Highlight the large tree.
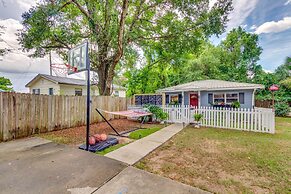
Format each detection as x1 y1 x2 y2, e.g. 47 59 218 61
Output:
19 0 232 95
220 26 262 81
275 57 291 80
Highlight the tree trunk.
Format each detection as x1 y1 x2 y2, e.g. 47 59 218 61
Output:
96 63 114 96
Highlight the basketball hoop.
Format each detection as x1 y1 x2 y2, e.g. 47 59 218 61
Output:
50 63 78 77
65 64 78 73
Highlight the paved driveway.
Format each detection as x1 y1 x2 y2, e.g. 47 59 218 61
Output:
0 137 126 194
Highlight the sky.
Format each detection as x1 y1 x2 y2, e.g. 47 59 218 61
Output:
0 0 291 92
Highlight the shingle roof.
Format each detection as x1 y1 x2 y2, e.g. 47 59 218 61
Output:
158 79 264 92
25 74 126 90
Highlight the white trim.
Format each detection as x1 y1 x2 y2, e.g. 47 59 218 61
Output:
182 91 184 106
198 91 201 107
252 89 256 108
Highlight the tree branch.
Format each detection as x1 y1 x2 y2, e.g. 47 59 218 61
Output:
70 0 99 33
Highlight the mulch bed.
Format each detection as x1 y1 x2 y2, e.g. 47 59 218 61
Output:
38 119 160 145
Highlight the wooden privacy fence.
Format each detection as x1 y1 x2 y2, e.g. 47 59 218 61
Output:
163 105 275 134
0 92 130 141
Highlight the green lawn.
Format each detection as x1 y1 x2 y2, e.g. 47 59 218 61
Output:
129 127 161 139
136 117 291 193
96 143 129 155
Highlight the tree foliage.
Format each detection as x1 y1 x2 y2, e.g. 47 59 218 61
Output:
0 77 13 91
124 27 264 95
19 0 232 95
220 26 262 81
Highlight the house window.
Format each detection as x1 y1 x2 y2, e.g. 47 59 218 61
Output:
226 93 239 104
213 92 239 105
170 94 179 103
32 89 40 95
213 93 225 105
75 88 82 96
49 88 53 95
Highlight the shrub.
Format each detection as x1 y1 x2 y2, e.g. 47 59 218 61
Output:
275 102 290 117
194 113 203 122
144 104 168 121
231 101 241 108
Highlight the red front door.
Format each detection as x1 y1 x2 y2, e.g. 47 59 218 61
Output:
190 94 198 107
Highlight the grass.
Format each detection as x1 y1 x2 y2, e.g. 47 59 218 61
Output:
96 143 129 155
129 127 161 139
136 117 291 193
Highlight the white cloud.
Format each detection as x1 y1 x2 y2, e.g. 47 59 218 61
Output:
227 0 259 30
209 0 217 9
284 0 291 5
263 69 273 73
250 25 257 30
0 18 50 74
255 17 291 34
16 0 37 11
0 0 37 20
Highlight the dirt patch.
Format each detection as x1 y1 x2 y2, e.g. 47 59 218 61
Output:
38 119 161 145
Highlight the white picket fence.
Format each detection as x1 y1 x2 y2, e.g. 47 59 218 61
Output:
163 105 275 134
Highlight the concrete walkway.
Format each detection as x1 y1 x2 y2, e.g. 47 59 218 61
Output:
94 166 208 194
105 123 185 165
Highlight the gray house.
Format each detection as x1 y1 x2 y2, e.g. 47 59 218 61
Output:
158 80 264 109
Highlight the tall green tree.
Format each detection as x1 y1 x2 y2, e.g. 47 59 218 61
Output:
275 57 291 80
19 0 232 95
0 77 13 91
220 26 262 81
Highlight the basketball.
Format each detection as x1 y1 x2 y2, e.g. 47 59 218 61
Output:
100 134 107 141
93 134 101 142
89 136 96 145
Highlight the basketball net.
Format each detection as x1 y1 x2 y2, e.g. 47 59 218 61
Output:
50 64 77 77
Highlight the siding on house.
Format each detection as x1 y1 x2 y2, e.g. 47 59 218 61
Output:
200 89 254 108
165 89 254 109
29 78 60 95
116 90 126 98
28 77 126 97
59 84 99 96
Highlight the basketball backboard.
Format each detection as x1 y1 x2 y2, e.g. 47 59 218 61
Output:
67 41 89 74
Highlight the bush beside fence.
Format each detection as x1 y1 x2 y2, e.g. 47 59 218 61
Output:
0 92 130 142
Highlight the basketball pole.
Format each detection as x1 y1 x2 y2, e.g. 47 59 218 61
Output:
85 41 90 151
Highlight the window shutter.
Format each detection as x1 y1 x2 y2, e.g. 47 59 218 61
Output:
166 95 169 104
208 93 213 104
178 94 182 104
239 93 245 104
